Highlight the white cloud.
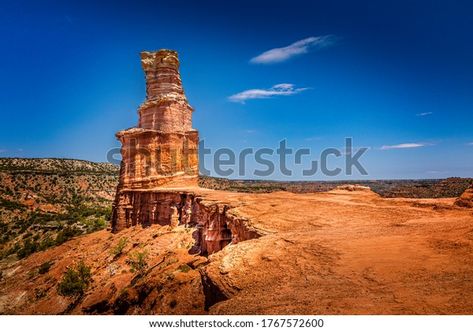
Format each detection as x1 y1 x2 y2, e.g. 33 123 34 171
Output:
380 143 427 150
416 112 433 117
228 83 309 103
250 35 335 64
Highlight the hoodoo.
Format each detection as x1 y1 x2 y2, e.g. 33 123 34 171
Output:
111 50 199 232
110 50 259 255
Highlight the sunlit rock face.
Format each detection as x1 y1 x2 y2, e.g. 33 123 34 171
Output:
112 50 199 232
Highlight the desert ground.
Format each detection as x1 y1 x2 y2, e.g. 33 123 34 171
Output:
1 185 472 314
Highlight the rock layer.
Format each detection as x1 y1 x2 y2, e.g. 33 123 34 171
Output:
112 190 261 254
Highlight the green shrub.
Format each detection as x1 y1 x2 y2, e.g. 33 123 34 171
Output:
57 261 91 297
38 261 53 274
17 238 39 259
55 226 81 245
177 264 191 273
39 235 55 251
0 197 25 211
92 217 106 231
126 250 148 275
111 237 128 258
7 242 21 256
34 288 47 299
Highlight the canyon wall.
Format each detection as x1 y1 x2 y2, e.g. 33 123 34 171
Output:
113 190 260 254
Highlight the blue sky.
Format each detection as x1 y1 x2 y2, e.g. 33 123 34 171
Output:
1 0 472 179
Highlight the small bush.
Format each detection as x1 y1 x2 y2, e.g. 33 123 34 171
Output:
111 237 128 258
39 236 55 251
177 264 191 273
55 226 81 245
0 197 25 211
7 242 21 256
27 269 37 279
17 238 39 259
57 261 92 297
38 261 53 274
126 250 148 275
34 288 47 299
90 217 106 231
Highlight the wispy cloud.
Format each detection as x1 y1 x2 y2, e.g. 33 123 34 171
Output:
228 83 309 103
416 112 433 117
380 143 427 150
250 35 335 64
467 142 473 146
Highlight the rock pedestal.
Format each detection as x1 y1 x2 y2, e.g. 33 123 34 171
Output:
111 50 199 232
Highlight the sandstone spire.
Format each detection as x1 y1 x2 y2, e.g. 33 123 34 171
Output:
111 50 199 232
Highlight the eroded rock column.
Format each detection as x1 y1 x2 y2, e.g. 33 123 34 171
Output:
111 50 199 232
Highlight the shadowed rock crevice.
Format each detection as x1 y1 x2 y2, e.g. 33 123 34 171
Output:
200 270 229 310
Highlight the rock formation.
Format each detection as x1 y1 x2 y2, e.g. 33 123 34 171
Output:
112 190 260 254
110 50 262 256
334 184 372 192
455 184 473 208
111 50 199 232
